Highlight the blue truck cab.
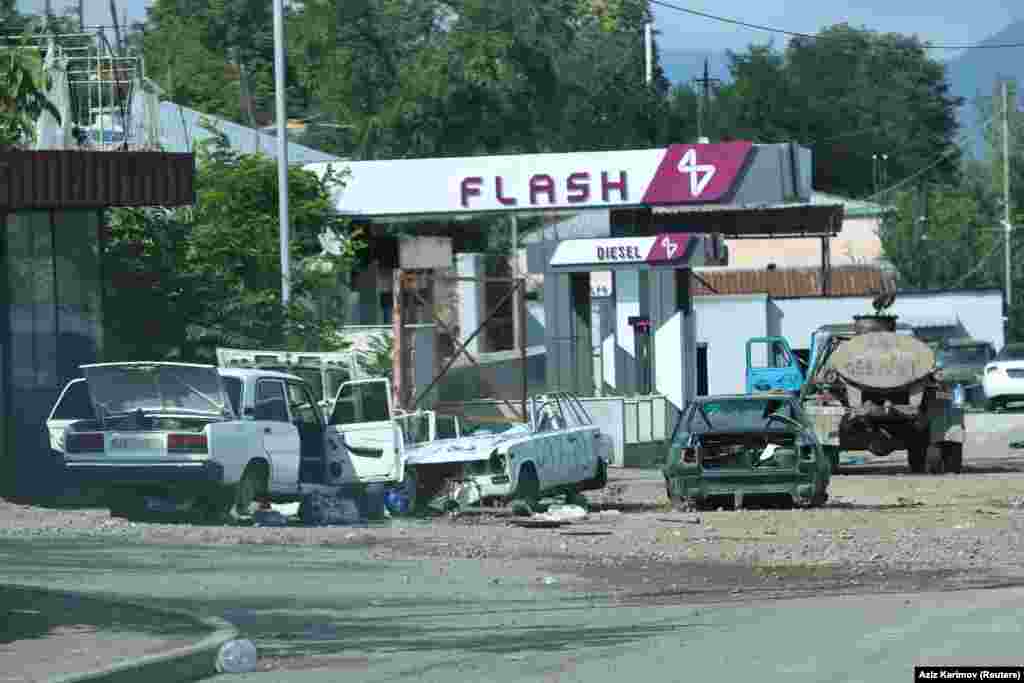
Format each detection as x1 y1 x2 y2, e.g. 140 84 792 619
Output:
745 337 804 394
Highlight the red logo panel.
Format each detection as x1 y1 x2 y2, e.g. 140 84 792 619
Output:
645 233 697 263
641 141 754 205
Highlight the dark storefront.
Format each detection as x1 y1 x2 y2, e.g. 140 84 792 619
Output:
1 151 194 500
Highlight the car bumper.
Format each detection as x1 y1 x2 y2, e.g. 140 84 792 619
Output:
60 459 225 487
982 375 1024 399
665 466 825 503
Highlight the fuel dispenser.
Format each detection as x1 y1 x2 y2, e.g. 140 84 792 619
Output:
628 315 653 395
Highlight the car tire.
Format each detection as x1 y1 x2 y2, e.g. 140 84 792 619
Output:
925 445 946 475
824 446 842 474
511 464 540 514
942 443 963 474
108 491 144 520
907 444 927 474
230 464 267 521
583 458 608 491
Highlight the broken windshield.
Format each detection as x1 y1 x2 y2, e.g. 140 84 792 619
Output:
82 364 231 418
677 398 799 438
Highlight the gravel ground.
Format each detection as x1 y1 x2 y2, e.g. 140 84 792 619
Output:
3 454 1024 604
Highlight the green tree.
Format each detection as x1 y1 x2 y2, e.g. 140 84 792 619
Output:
0 37 60 149
718 25 963 198
879 184 1001 291
104 128 365 362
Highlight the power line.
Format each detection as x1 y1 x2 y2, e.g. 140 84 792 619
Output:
649 1 1024 50
857 114 995 203
950 240 1003 289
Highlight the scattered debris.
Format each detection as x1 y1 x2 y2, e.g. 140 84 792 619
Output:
657 515 701 525
299 492 364 526
252 510 288 527
896 497 923 508
1009 497 1024 509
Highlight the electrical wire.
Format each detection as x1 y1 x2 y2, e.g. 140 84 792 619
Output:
949 239 1005 289
856 113 995 203
649 1 1024 50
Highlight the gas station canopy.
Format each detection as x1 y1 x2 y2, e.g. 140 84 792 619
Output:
304 141 842 239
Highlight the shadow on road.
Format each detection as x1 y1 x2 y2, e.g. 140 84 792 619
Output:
0 584 203 645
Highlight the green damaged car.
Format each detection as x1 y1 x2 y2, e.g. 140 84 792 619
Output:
663 394 831 510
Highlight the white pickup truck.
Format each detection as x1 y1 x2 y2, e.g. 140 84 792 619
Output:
57 361 415 520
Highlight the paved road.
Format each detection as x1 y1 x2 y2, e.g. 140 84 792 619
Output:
1 536 1021 683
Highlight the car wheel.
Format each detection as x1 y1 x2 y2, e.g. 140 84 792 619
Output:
824 446 841 474
511 464 540 514
230 464 267 521
925 445 945 475
907 444 927 474
988 397 1003 412
942 443 963 474
108 491 144 520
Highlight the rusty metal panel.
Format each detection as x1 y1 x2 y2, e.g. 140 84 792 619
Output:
0 151 195 209
694 266 889 299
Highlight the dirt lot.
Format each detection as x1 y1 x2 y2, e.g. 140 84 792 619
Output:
2 452 1023 604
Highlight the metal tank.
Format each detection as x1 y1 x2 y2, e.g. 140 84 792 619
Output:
801 313 965 475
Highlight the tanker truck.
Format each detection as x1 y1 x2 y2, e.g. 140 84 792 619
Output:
800 313 965 475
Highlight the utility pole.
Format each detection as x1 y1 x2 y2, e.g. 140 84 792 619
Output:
643 22 653 86
77 0 84 31
273 0 291 306
692 58 721 143
1002 80 1013 338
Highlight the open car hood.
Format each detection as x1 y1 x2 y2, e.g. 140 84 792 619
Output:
404 425 531 465
81 362 233 420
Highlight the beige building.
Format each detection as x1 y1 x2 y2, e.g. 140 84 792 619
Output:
724 192 892 269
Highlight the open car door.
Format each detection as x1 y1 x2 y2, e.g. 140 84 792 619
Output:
325 378 401 485
746 337 804 394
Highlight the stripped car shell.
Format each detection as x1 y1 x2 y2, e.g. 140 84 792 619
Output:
399 393 611 513
664 393 831 510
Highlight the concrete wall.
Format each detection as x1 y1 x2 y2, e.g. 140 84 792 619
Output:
693 294 770 395
726 216 885 269
775 290 1005 353
4 209 104 499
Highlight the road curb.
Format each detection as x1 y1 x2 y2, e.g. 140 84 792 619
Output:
3 583 239 683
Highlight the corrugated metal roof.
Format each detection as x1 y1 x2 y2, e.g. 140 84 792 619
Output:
0 151 195 209
693 265 894 298
158 102 344 165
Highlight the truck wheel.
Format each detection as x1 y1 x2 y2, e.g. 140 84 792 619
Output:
925 446 945 475
942 443 963 474
907 445 927 474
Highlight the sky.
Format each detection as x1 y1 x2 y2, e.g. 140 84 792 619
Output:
14 0 1022 57
651 1 1022 61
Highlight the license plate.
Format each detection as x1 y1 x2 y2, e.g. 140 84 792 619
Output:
110 436 163 450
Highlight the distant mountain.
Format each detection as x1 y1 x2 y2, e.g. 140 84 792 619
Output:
659 49 731 86
944 20 1024 159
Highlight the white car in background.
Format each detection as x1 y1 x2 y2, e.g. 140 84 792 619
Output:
982 343 1024 410
398 392 612 514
